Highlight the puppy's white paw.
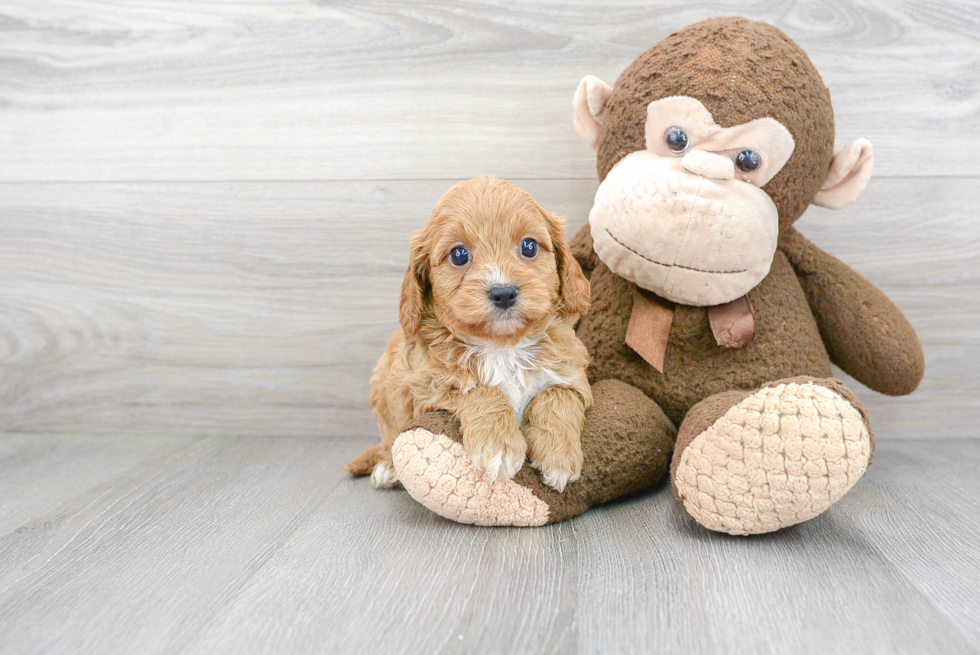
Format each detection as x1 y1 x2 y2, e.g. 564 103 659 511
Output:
462 413 527 481
471 446 526 481
370 460 400 489
537 464 581 493
525 426 584 492
466 428 526 482
498 450 526 479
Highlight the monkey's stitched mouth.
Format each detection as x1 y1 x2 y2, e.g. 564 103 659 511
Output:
605 229 747 275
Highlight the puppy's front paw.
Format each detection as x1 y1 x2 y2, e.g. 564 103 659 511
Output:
525 426 584 492
463 416 527 481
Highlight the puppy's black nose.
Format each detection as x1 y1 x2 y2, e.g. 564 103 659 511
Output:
488 284 519 310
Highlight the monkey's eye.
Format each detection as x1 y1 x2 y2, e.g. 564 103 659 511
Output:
664 127 689 153
735 150 761 172
520 238 538 259
449 245 470 267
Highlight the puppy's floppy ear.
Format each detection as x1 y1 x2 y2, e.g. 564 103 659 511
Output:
539 205 590 318
399 228 429 338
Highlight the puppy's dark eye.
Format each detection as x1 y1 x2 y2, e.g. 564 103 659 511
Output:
665 127 689 153
449 245 470 267
520 238 538 258
735 150 761 172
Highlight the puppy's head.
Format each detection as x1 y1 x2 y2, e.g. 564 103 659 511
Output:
400 176 590 342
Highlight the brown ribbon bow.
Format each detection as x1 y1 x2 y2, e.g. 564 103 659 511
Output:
625 288 755 373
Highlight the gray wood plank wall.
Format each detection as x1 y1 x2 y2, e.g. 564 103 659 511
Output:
1 1 977 438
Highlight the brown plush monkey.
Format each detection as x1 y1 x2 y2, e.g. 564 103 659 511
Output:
387 17 924 535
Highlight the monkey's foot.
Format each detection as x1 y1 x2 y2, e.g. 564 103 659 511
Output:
391 380 676 527
391 419 549 527
671 377 873 535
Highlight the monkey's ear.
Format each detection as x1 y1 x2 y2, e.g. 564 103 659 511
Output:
572 75 614 150
399 229 429 338
813 139 874 210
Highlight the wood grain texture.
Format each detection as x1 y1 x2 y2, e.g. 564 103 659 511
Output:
0 435 978 654
0 0 978 181
1 178 976 438
840 440 980 648
0 435 365 654
0 433 193 534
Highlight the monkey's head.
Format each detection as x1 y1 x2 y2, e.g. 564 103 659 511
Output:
573 17 874 306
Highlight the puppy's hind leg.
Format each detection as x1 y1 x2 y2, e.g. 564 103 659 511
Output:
344 444 385 476
368 399 406 489
345 443 400 489
361 338 405 489
369 447 400 489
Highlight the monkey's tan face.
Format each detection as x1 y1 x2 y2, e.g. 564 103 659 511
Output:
588 96 795 306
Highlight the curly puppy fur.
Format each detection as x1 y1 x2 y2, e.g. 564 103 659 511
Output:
346 176 593 492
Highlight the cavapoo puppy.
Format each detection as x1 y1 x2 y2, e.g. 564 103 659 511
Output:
346 176 592 492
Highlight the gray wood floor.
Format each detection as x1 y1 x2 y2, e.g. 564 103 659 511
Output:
1 435 978 655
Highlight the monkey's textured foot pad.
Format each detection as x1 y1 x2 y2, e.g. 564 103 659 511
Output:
391 428 549 527
673 381 872 535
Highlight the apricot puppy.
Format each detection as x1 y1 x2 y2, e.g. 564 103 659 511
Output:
345 176 593 492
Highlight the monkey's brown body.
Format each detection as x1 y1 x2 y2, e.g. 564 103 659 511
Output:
577 249 830 426
383 17 924 534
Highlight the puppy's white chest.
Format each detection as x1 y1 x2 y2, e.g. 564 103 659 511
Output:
469 341 567 423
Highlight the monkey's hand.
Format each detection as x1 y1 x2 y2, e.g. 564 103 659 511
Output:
780 227 924 396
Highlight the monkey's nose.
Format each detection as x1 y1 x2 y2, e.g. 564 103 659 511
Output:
682 149 735 180
488 284 519 310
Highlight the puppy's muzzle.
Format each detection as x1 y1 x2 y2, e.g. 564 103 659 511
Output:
488 284 519 310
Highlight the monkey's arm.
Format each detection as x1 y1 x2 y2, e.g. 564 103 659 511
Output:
779 227 924 396
569 223 600 280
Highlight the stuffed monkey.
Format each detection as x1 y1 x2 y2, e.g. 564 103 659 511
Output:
388 17 924 535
